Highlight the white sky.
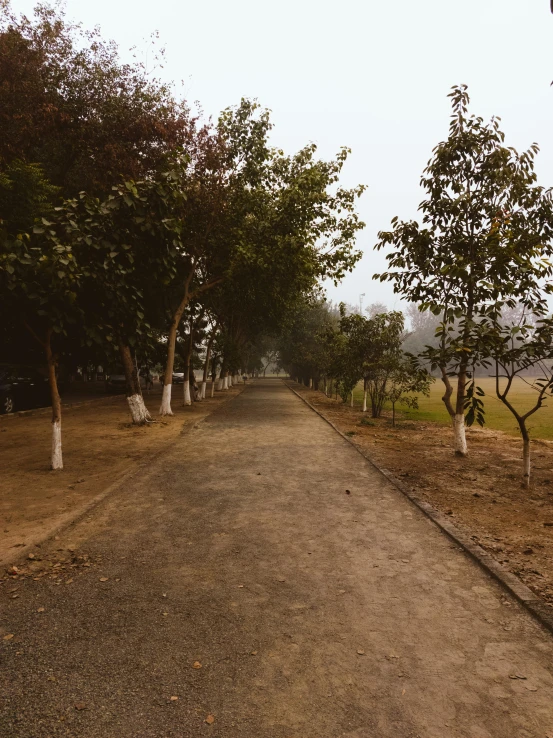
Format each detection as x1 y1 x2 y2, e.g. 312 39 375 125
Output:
13 0 553 312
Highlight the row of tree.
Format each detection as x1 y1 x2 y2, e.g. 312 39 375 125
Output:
280 87 553 488
0 3 365 468
278 299 431 425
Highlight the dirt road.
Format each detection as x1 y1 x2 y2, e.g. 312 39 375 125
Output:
2 379 553 737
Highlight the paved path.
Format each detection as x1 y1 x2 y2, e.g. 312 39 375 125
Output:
2 380 553 738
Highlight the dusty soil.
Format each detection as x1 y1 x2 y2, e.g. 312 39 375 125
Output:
289 381 553 611
0 383 243 565
2 379 553 738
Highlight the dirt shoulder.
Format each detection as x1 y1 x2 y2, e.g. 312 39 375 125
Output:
288 381 553 611
0 383 244 566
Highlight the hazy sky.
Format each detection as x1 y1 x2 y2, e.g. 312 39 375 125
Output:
13 0 553 312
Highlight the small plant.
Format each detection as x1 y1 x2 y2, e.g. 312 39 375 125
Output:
345 430 357 436
358 418 375 427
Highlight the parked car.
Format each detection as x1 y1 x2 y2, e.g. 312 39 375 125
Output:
105 369 146 393
105 373 127 393
0 364 51 414
172 372 185 384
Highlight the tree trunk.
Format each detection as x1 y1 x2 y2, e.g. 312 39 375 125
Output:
440 366 466 455
454 364 468 457
160 271 196 417
45 328 63 470
522 427 531 488
350 391 354 407
182 327 194 407
440 366 455 418
160 316 179 416
392 402 396 428
202 334 215 400
453 414 467 457
363 390 367 413
119 341 151 425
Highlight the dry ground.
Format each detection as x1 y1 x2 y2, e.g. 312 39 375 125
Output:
0 383 243 566
290 381 553 611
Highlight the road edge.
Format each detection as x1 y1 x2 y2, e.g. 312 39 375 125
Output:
284 380 553 637
2 385 246 570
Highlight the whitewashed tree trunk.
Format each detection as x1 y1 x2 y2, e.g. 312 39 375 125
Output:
160 383 173 415
127 394 151 424
217 375 224 391
523 438 531 487
45 327 63 470
228 375 233 388
323 380 327 396
211 379 216 397
183 379 191 406
223 375 229 390
454 414 467 456
351 392 354 407
201 381 207 399
363 390 367 413
51 419 63 470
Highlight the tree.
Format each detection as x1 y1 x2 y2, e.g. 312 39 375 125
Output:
477 312 553 487
46 166 190 424
385 357 432 427
375 85 553 455
357 311 405 418
0 2 190 196
0 221 80 469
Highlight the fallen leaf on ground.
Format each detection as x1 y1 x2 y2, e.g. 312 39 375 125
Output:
99 577 108 582
357 649 365 655
3 634 14 641
250 651 258 655
65 578 73 584
170 696 178 701
37 607 45 613
74 702 87 711
238 584 244 588
525 685 538 692
509 674 527 680
205 714 215 724
193 661 202 669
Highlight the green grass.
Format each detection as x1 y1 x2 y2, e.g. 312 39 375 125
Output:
351 377 553 441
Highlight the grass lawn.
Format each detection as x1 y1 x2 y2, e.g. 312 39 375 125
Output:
351 376 553 441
